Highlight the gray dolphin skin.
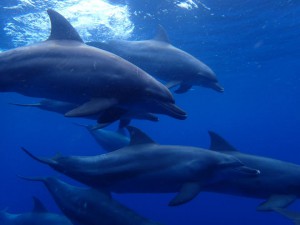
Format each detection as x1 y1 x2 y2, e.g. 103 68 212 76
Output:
74 123 130 152
10 99 159 128
21 177 162 225
0 197 73 225
9 99 78 115
205 131 300 214
0 9 187 126
87 25 224 94
21 126 259 206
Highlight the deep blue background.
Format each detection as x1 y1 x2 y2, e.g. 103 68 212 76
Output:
1 0 300 224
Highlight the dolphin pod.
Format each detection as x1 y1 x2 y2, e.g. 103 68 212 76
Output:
49 125 300 223
87 25 224 94
21 126 260 207
1 7 295 225
0 9 186 127
0 196 73 225
20 176 162 225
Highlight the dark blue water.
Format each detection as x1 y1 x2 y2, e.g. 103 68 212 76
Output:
1 0 300 224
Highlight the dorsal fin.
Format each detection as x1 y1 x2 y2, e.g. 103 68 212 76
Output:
47 9 83 42
153 25 170 43
32 196 48 213
208 131 238 152
126 126 156 145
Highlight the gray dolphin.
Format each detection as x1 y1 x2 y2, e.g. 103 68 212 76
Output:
0 196 73 225
87 25 224 94
0 10 186 126
73 123 130 152
205 131 300 214
21 126 259 206
9 99 78 115
10 99 159 128
20 177 162 225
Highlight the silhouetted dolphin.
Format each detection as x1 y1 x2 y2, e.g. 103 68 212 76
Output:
21 126 259 206
0 10 186 126
0 196 73 225
206 131 300 212
20 177 162 225
88 25 224 94
10 99 159 128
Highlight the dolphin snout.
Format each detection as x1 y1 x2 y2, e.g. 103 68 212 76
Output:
212 82 224 92
161 102 187 120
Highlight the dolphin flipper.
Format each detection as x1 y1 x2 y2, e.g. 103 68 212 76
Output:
165 81 192 94
168 182 201 206
273 208 300 225
174 83 192 94
65 98 118 117
165 80 181 89
257 195 297 211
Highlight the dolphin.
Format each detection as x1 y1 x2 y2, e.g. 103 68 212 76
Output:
20 176 162 225
21 126 260 206
73 123 130 152
204 131 300 213
9 99 78 115
0 10 186 126
10 99 159 128
0 196 73 225
87 25 224 94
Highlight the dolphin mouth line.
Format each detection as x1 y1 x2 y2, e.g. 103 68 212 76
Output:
158 101 187 120
213 83 224 92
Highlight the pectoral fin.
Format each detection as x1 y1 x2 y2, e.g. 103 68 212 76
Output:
175 83 192 94
257 195 297 211
169 182 202 206
165 80 181 89
65 98 118 117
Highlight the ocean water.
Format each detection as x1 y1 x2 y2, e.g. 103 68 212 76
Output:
0 0 300 224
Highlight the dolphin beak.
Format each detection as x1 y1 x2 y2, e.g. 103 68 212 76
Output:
160 102 187 120
235 166 260 177
212 82 224 92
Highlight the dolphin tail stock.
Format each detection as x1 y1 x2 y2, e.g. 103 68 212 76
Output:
168 182 202 206
20 147 57 166
273 208 300 225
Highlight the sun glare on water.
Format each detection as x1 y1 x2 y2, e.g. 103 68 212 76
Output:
3 0 134 47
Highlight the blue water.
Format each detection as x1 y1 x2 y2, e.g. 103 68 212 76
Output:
1 0 300 224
